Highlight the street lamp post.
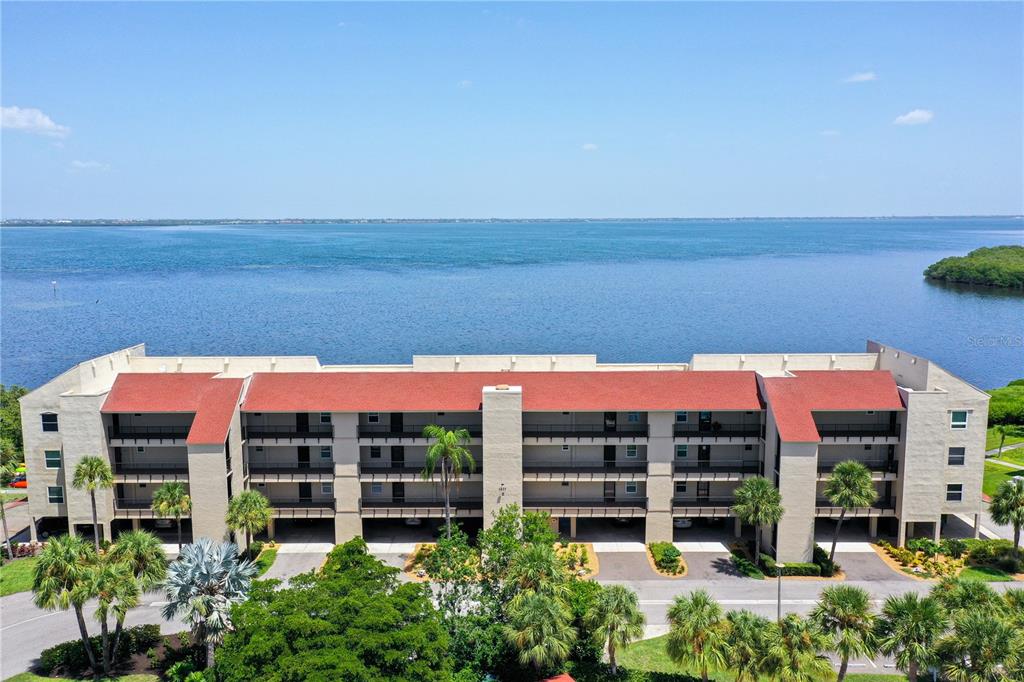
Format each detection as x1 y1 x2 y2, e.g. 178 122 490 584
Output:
776 562 785 622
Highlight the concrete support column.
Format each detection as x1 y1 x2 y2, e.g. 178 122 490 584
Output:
29 516 38 543
974 513 981 539
482 385 523 525
267 518 275 540
332 412 362 544
187 444 231 541
570 517 577 539
734 517 742 538
132 518 141 531
775 442 818 563
868 517 878 538
932 520 941 543
645 412 675 544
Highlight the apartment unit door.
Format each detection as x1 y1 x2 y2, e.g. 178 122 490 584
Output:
298 482 312 502
698 445 711 469
296 412 309 434
391 412 404 435
393 482 405 503
604 412 617 433
697 481 710 501
604 445 616 469
297 446 310 469
392 446 405 470
604 481 616 503
698 411 713 432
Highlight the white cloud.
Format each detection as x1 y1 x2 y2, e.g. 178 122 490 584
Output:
69 160 109 172
581 142 598 152
893 109 934 125
337 21 347 27
457 79 473 89
819 129 841 137
1 106 70 138
844 71 877 83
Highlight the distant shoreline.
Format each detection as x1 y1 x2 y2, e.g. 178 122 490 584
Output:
2 215 1021 227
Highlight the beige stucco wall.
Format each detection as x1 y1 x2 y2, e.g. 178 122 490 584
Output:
331 412 362 542
186 443 230 541
646 412 675 543
692 353 878 372
482 385 523 523
775 441 818 562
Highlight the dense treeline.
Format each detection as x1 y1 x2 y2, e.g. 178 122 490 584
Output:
923 245 1024 289
989 379 1024 426
1 384 28 467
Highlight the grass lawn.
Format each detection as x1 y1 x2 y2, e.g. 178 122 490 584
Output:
0 557 39 596
986 426 1024 452
1 490 28 504
983 461 1024 497
4 675 158 682
254 547 278 577
960 565 1014 582
999 448 1024 467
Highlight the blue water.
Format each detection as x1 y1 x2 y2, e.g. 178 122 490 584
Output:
2 218 1021 389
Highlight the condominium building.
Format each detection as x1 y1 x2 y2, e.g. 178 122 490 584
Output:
19 341 988 562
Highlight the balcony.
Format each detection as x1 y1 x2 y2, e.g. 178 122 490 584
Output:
817 459 898 479
360 497 483 518
672 425 761 442
113 497 165 518
671 496 736 516
107 425 190 445
815 497 896 518
357 425 482 442
523 497 647 517
358 462 483 481
522 423 649 442
113 461 189 483
522 460 647 481
245 424 334 443
816 423 900 444
267 498 336 518
673 460 760 480
248 460 334 482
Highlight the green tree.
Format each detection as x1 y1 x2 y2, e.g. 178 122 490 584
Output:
811 585 876 682
586 584 645 674
91 557 138 674
506 542 567 596
0 385 29 463
504 590 576 674
666 589 728 682
875 593 947 682
931 576 1005 617
72 456 114 550
420 424 475 538
162 538 256 668
151 481 192 549
106 530 167 655
989 477 1024 549
992 423 1023 457
225 489 272 551
823 461 879 561
0 461 14 559
937 611 1019 682
761 614 834 682
731 476 784 561
477 504 558 604
423 523 479 625
724 610 771 682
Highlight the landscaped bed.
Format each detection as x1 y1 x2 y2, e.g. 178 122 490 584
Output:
876 537 1023 581
646 542 687 577
406 540 600 580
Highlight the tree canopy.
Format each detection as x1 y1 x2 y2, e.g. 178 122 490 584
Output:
924 245 1024 290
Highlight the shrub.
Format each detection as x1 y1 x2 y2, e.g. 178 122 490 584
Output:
939 538 967 559
907 538 940 557
965 538 1022 569
730 551 765 579
760 554 821 577
648 542 683 574
38 623 161 675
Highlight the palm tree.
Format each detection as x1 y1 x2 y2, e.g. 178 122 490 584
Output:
724 610 771 682
225 490 272 552
504 590 576 673
421 424 475 538
106 530 167 657
811 585 876 682
938 611 1018 682
32 534 101 678
162 538 257 668
992 423 1022 458
989 477 1024 549
731 476 784 561
72 456 114 550
823 461 879 561
587 585 646 674
506 542 566 595
666 589 728 682
0 461 14 559
761 614 834 682
91 558 138 675
875 592 947 682
151 481 192 549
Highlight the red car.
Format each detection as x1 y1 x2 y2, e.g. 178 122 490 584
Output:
10 475 27 489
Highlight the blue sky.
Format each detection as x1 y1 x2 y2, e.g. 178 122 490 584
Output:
2 2 1021 219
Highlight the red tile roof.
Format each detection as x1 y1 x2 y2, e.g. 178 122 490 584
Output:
541 675 575 682
762 370 905 443
101 373 243 445
242 371 764 413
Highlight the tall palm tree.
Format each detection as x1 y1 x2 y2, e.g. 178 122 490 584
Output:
932 575 1005 617
506 542 566 595
938 611 1018 682
989 477 1024 549
0 461 14 559
72 456 114 550
586 584 646 674
504 590 576 673
421 424 475 538
91 558 138 675
225 489 272 551
724 610 771 682
162 538 257 668
106 530 167 657
992 424 1022 458
731 476 784 561
823 461 879 561
32 534 101 678
666 589 728 682
151 481 192 549
761 614 834 682
811 585 876 682
875 593 947 682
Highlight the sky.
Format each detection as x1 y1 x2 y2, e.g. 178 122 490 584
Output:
2 2 1022 219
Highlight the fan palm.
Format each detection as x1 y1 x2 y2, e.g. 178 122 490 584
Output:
993 424 1022 458
506 542 567 595
932 576 1004 617
823 460 878 562
586 584 646 674
989 477 1024 549
666 589 728 682
106 529 168 591
504 590 576 673
761 614 834 682
91 558 138 674
72 456 114 550
875 592 947 682
811 585 876 682
731 476 784 561
0 462 14 559
725 610 771 682
162 538 256 668
421 424 475 538
225 489 272 551
151 481 192 549
938 611 1018 682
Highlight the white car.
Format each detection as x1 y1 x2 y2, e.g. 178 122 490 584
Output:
404 517 423 527
673 518 693 529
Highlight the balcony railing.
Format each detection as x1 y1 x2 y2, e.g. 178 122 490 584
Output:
248 460 334 472
671 496 735 507
245 424 334 439
674 460 760 474
359 462 482 475
522 460 648 473
114 497 159 510
361 497 483 509
817 459 898 474
522 423 649 438
672 425 761 438
108 425 191 440
816 497 895 510
358 425 482 438
524 498 648 509
267 498 336 510
114 461 189 474
816 424 900 439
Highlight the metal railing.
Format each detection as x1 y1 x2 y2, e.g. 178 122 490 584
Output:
672 425 761 438
114 497 160 510
357 425 482 438
817 459 897 474
524 498 648 508
816 423 900 438
671 496 735 507
358 462 482 475
267 498 336 510
108 425 191 440
522 460 648 473
114 461 189 474
816 497 895 510
673 460 760 474
522 423 649 437
361 497 483 509
248 460 334 472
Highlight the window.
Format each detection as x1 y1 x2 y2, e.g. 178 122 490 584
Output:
948 447 966 466
699 411 712 421
320 482 334 495
561 481 570 487
866 411 875 415
437 412 446 417
625 482 638 495
370 482 383 495
369 446 381 459
367 412 380 424
44 450 61 469
254 446 264 453
626 445 638 458
320 446 332 459
675 412 688 423
256 482 266 488
950 411 968 430
675 444 688 458
319 412 332 424
946 484 963 502
675 482 687 495
561 444 570 452
137 446 146 453
47 486 64 504
864 445 873 451
627 412 640 423
744 444 753 451
41 413 58 432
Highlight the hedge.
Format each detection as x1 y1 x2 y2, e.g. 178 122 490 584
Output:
38 623 161 675
812 545 840 577
760 553 820 577
647 542 683 574
730 551 765 579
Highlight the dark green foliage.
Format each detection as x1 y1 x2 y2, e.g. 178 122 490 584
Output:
647 542 683 573
963 538 1023 571
37 623 160 675
0 384 29 466
812 545 840 577
760 554 821 576
923 245 1024 289
566 660 706 681
729 550 765 579
988 380 1024 426
567 578 605 662
907 538 940 557
214 537 452 682
938 538 967 559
